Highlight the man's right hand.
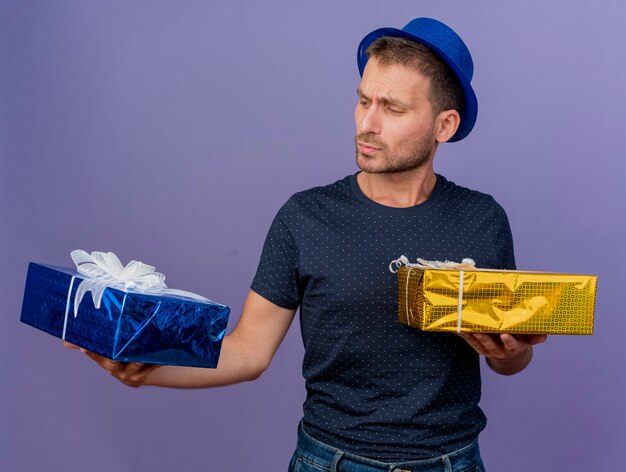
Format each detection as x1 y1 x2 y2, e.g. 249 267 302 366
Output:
84 352 161 388
63 341 160 387
63 290 297 389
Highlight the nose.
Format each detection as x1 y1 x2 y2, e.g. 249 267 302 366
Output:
356 103 381 135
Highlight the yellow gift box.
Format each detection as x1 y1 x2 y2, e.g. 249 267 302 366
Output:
395 262 597 335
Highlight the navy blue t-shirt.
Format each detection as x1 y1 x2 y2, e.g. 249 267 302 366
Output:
251 174 515 460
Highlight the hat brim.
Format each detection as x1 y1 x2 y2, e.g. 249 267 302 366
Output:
357 27 477 142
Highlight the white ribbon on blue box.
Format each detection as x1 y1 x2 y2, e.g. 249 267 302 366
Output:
20 250 230 368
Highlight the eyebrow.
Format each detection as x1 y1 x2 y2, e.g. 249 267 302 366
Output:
356 88 411 109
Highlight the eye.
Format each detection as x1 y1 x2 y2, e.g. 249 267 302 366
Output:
359 98 370 107
387 106 404 115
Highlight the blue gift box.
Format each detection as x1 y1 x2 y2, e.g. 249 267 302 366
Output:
20 262 230 368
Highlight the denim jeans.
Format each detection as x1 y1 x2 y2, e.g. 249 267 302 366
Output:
288 422 485 472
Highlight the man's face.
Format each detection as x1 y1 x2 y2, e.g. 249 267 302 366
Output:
354 57 437 174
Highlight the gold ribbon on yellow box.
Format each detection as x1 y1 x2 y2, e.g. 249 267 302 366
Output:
391 257 597 335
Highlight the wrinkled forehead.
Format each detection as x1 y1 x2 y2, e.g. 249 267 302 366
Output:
359 57 431 105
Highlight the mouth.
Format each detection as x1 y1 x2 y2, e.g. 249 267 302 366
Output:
357 142 381 154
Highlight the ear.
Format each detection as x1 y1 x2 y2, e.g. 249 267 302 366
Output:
434 109 461 143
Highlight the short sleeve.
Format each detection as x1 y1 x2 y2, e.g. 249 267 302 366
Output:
494 204 516 270
250 200 301 309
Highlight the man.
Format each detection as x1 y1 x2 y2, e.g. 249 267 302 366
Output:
73 18 546 471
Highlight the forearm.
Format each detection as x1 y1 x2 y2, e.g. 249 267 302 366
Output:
75 291 296 389
144 332 267 388
486 346 533 376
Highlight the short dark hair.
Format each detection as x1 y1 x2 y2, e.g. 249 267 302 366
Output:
366 36 464 118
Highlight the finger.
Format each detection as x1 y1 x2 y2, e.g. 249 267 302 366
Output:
121 362 155 376
474 333 506 355
526 334 547 345
81 350 149 373
82 350 113 369
62 341 80 349
116 363 161 388
500 334 519 351
78 349 159 387
457 333 490 356
511 334 547 346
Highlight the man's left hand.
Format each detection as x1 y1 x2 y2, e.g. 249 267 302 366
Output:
457 333 547 375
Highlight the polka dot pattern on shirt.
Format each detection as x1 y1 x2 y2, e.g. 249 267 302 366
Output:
251 173 515 461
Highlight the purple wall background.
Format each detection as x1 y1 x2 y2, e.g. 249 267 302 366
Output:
2 1 625 470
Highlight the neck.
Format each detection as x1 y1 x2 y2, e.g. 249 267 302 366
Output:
356 165 437 208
